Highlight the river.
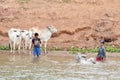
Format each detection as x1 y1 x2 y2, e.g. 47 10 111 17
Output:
0 51 120 80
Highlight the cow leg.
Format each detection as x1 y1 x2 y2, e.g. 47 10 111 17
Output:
22 41 25 51
29 43 31 50
44 41 47 54
25 42 28 50
18 42 21 54
29 42 32 50
13 42 16 53
9 40 12 52
23 41 26 53
28 42 32 54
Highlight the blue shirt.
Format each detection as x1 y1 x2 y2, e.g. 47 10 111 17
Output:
97 46 106 58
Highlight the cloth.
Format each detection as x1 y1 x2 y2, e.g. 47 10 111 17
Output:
96 46 106 61
96 57 104 61
97 46 106 58
33 47 41 57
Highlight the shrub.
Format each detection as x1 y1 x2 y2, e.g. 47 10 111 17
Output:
52 47 61 51
69 46 120 54
0 46 10 50
88 48 98 53
69 46 80 54
106 46 120 52
69 46 88 54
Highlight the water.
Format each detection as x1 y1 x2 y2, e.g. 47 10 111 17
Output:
0 51 120 80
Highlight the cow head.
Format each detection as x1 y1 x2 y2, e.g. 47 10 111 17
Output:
25 31 33 39
28 31 33 39
13 29 21 37
47 25 57 33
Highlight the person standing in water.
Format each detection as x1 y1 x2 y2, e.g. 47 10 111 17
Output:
96 42 106 62
32 33 41 58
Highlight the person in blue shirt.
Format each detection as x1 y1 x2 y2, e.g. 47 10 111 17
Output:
32 33 41 58
96 42 106 62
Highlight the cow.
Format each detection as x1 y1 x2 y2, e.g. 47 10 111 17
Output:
21 30 33 52
8 28 22 53
30 25 57 54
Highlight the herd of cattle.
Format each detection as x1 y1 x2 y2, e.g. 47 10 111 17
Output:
8 26 57 53
8 26 98 64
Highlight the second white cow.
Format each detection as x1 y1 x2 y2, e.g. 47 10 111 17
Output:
21 30 33 51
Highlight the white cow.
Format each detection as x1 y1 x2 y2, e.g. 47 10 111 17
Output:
30 25 57 54
8 28 22 53
76 53 96 64
21 30 33 51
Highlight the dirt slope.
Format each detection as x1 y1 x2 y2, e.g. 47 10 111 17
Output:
0 0 120 49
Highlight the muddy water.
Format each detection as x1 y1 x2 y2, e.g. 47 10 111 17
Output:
0 51 120 80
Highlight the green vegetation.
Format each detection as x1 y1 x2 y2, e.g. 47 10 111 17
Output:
62 0 71 3
88 48 98 53
45 47 62 51
0 46 10 50
69 46 81 54
0 45 120 53
52 47 61 51
18 0 30 3
106 46 120 52
69 46 97 54
69 46 120 54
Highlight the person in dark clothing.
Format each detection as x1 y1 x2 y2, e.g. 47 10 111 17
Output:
96 43 106 62
32 33 41 58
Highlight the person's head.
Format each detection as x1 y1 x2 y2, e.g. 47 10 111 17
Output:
100 42 104 46
34 33 39 38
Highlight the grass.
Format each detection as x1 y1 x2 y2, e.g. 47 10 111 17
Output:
69 46 97 54
45 47 62 51
106 46 120 52
69 46 120 54
52 47 61 51
18 0 31 3
0 45 120 53
0 46 10 50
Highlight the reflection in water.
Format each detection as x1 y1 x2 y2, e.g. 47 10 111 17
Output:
0 51 120 80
